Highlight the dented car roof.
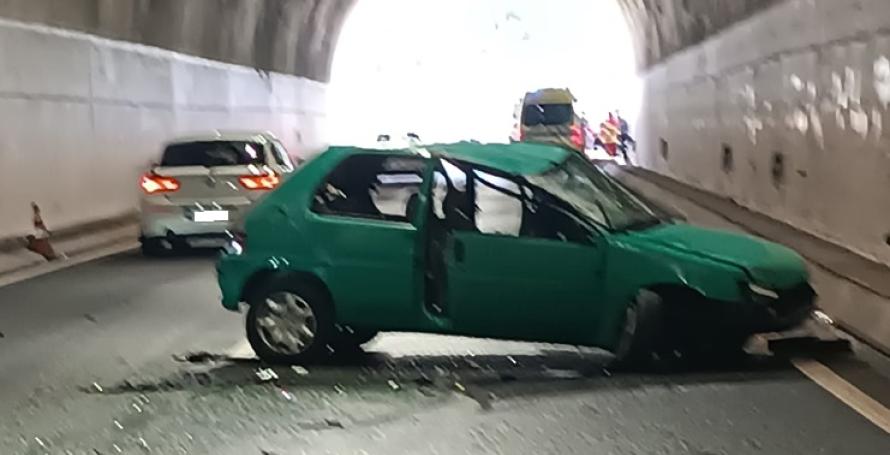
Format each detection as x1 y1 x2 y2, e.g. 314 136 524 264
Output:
324 141 572 176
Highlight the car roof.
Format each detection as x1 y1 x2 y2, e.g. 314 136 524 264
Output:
523 88 575 105
326 141 571 176
166 131 278 145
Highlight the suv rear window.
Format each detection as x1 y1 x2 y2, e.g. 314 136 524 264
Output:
521 104 573 126
160 141 266 167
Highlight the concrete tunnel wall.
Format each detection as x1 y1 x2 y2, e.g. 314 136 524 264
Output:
632 0 890 266
0 17 329 240
0 0 356 240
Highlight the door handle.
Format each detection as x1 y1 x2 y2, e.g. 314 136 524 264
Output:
453 239 466 263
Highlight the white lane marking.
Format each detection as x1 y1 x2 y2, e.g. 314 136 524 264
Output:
225 339 255 359
0 240 138 288
793 358 890 434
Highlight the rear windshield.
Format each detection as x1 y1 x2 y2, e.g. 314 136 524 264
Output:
160 141 266 167
521 103 573 126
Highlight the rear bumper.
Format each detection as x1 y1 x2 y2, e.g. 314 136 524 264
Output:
139 198 251 239
140 213 231 238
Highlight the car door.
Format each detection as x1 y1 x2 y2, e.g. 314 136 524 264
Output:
308 153 428 329
439 162 605 344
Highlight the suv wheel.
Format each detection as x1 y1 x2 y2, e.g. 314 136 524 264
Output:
246 277 335 364
140 238 171 257
612 289 665 368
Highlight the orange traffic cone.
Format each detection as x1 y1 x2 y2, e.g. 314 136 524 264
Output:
25 202 60 261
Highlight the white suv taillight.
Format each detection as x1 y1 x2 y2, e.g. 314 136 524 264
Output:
238 173 280 190
140 173 180 194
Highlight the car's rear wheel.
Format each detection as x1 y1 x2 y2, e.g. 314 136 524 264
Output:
246 277 336 364
140 238 171 257
612 289 666 368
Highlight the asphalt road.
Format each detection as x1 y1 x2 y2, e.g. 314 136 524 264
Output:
0 248 888 454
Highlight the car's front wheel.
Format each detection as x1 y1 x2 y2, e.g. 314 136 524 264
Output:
612 289 666 368
246 277 336 364
333 328 379 352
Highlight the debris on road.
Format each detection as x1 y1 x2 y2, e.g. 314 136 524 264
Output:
387 379 401 391
174 352 225 364
291 365 309 376
255 368 279 383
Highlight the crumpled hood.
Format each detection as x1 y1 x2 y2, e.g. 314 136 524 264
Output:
624 223 808 290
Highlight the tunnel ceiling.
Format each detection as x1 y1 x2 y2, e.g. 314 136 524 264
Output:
618 0 780 69
0 0 779 80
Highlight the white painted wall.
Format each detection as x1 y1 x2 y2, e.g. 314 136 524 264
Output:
636 0 890 265
0 18 328 240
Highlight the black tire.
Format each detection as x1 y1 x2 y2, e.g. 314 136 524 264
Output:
140 238 170 257
245 275 336 364
612 289 666 368
679 335 750 366
333 328 379 352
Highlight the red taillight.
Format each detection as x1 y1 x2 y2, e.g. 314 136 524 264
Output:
570 124 584 148
140 173 180 194
239 173 280 190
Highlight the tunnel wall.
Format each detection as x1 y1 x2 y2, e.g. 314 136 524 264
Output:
0 0 355 81
0 18 327 240
635 0 890 265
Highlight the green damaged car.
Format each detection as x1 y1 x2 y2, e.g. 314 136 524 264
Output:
216 142 815 364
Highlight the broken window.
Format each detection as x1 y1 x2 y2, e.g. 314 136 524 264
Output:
442 160 595 245
312 154 426 222
474 170 523 236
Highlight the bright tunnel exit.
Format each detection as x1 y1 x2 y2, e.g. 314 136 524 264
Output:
327 0 642 147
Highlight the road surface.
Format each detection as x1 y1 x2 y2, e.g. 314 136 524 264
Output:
1 189 889 454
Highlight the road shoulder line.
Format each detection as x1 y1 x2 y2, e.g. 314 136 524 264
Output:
792 358 890 434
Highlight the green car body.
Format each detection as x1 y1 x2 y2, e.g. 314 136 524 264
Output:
216 142 814 354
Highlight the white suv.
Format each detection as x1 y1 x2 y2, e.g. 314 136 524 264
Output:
139 131 295 256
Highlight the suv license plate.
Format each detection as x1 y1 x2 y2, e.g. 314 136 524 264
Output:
193 210 229 223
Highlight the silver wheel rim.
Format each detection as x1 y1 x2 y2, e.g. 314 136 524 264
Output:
255 292 317 355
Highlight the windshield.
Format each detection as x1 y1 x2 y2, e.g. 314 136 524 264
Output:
527 156 662 230
521 103 573 126
160 141 266 167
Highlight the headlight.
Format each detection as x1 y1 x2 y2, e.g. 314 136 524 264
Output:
748 283 779 300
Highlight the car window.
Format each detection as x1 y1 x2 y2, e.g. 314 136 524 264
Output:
312 154 426 222
271 141 294 169
442 160 593 245
521 103 573 126
527 156 659 230
160 141 266 167
474 170 522 236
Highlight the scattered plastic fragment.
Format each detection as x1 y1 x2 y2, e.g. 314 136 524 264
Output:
291 366 309 376
255 368 279 382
